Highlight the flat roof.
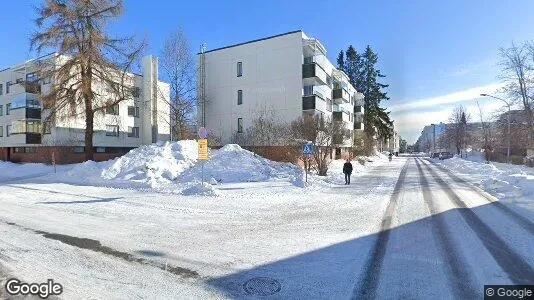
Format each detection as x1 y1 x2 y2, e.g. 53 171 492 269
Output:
199 30 302 55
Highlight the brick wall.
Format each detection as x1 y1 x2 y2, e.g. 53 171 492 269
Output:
0 147 130 164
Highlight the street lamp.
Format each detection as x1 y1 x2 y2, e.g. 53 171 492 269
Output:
480 93 512 164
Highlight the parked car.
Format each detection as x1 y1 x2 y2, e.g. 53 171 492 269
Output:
439 152 454 160
431 152 440 159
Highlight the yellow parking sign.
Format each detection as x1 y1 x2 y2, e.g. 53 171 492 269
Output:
198 139 209 160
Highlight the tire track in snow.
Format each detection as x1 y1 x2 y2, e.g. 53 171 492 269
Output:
424 159 534 235
414 159 477 299
351 159 410 300
0 220 199 280
420 160 534 285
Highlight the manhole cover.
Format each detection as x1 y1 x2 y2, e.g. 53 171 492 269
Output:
243 277 281 296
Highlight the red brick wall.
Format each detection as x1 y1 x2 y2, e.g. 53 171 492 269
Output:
1 147 130 164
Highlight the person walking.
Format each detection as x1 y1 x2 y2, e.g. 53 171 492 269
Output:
343 159 353 185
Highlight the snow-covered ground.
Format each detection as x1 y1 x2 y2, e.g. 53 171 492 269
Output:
0 142 397 299
432 153 534 214
1 146 532 299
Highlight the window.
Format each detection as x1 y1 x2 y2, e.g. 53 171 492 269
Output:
237 118 243 133
6 103 10 115
131 87 140 98
0 126 3 137
6 125 10 136
43 121 51 134
128 106 140 117
13 147 24 153
128 126 139 138
6 82 11 94
15 78 23 84
73 146 85 153
304 56 313 64
106 104 119 115
95 147 106 153
303 85 313 96
0 105 3 116
326 75 333 87
26 120 40 133
237 90 243 105
106 125 119 136
237 62 242 77
326 99 332 112
0 83 3 95
26 72 39 83
25 147 36 153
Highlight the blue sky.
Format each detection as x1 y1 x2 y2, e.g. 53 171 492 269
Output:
2 0 534 143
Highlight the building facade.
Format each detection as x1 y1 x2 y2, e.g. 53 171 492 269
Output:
198 30 364 157
0 54 170 163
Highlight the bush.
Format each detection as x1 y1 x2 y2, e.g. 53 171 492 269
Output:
524 156 534 167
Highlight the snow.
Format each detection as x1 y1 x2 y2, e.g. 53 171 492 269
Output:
1 151 532 298
434 155 534 213
0 155 403 299
181 182 219 197
179 144 302 185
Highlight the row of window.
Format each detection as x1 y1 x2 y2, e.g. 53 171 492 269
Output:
0 72 50 96
105 125 140 138
105 104 140 117
0 124 139 138
72 146 135 154
9 146 135 154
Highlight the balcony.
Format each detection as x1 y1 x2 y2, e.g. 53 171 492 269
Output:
302 62 327 86
333 109 350 123
26 133 42 144
302 92 326 111
332 87 350 104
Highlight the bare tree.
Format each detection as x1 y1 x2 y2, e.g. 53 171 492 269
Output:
160 28 196 140
31 0 144 161
444 105 470 156
291 114 350 176
500 43 534 141
476 101 495 162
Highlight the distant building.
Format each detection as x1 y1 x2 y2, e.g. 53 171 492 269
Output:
197 30 364 159
0 54 170 163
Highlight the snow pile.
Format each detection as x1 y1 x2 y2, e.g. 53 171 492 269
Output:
438 157 534 205
61 140 199 189
179 144 302 184
102 140 198 183
0 161 57 182
181 182 219 196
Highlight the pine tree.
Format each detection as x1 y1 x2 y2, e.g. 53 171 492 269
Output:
336 50 344 69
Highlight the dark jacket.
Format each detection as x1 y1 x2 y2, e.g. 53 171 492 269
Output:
343 162 353 174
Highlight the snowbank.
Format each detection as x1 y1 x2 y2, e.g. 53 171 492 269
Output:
0 161 57 182
179 144 302 184
181 182 219 196
437 157 534 210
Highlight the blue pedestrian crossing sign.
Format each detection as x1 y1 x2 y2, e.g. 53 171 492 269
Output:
302 143 314 155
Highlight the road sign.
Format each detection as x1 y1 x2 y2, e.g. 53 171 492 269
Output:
302 143 314 155
198 139 209 160
198 127 208 139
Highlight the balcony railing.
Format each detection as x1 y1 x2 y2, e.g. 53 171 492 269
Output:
302 63 327 85
332 87 350 103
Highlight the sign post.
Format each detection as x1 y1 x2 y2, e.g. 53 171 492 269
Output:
198 127 209 184
302 142 314 183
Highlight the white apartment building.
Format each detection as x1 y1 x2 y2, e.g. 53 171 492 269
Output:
0 54 170 163
198 30 364 158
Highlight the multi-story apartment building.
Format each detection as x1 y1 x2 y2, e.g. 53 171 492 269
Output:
198 30 364 158
0 54 170 163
